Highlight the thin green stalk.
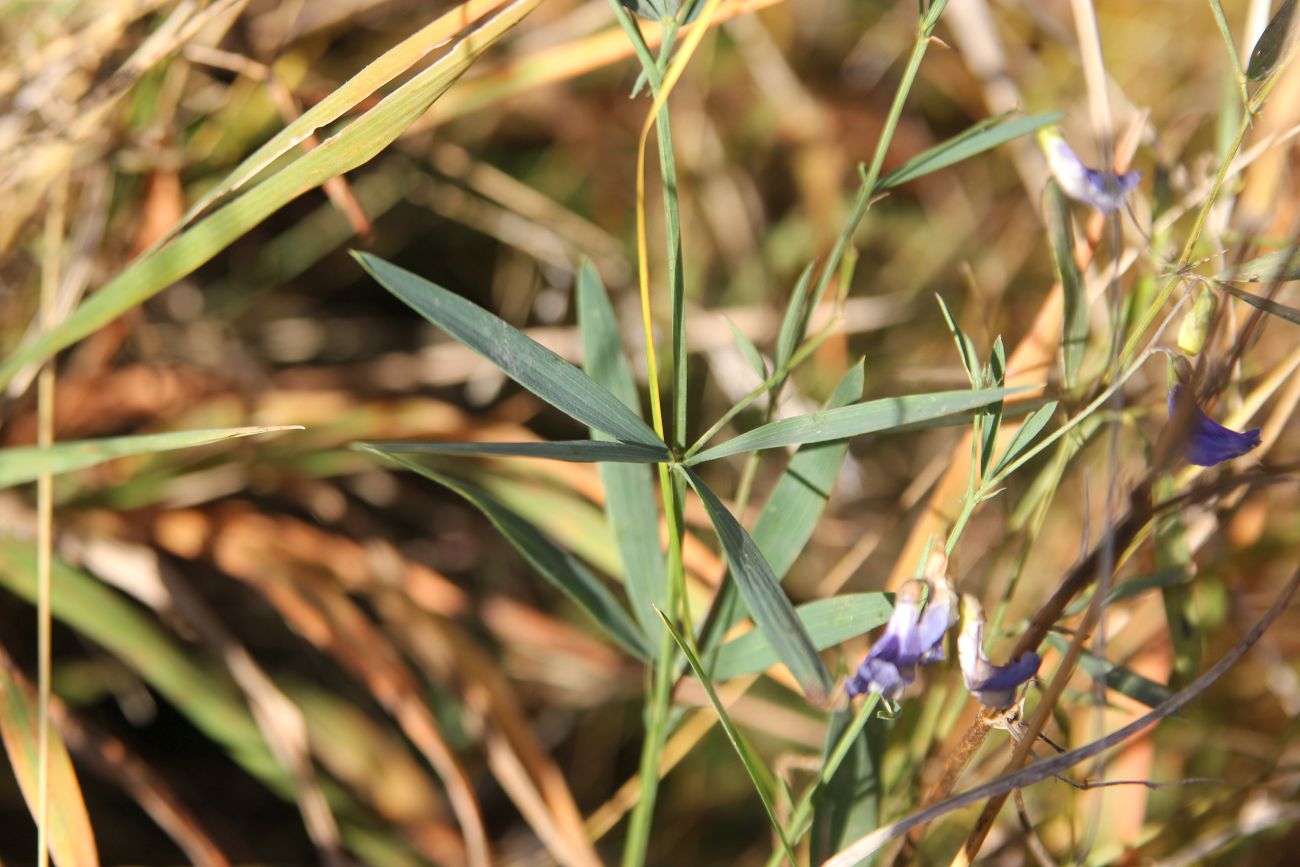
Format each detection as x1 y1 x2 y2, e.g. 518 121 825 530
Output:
810 0 949 308
1206 0 1251 108
685 318 840 458
761 696 881 867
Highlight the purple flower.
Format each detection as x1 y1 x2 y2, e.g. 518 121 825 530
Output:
1038 128 1140 213
846 576 956 701
958 596 1041 708
1168 385 1262 467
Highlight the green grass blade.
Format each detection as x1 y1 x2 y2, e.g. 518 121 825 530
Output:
1215 280 1300 327
1215 245 1300 282
364 448 650 659
1045 179 1087 389
0 654 100 867
686 386 1028 465
354 439 667 463
749 361 865 581
355 253 664 449
655 609 796 866
0 0 541 390
711 594 892 681
681 468 833 702
878 112 1064 190
935 295 980 388
576 261 667 644
0 426 301 489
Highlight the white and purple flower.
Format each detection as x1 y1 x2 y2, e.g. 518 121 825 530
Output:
846 575 957 701
1038 127 1140 213
957 596 1041 708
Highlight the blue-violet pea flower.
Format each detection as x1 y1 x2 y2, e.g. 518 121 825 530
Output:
1038 127 1140 214
1168 384 1262 467
957 595 1041 708
846 574 957 701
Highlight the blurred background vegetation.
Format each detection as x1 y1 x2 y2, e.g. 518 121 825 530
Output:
1 0 1299 864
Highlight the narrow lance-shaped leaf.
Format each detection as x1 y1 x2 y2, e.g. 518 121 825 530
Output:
935 295 980 388
775 263 817 375
980 337 1006 475
878 112 1065 190
687 386 1028 465
1215 280 1300 328
750 361 865 583
355 253 664 449
990 401 1058 479
1046 179 1087 389
656 610 797 867
681 468 833 701
724 316 768 381
1247 0 1297 80
699 362 866 663
353 439 667 464
1043 634 1173 709
0 652 100 867
710 593 892 682
364 447 650 659
0 0 542 390
576 260 667 645
1215 245 1300 282
0 426 302 489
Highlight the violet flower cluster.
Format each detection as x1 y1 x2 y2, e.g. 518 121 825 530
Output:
845 560 1040 709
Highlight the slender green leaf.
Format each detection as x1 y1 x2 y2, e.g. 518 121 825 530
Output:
711 594 891 681
1046 179 1087 389
656 610 796 866
687 386 1027 465
725 316 768 381
355 253 664 449
354 439 667 463
1247 0 1297 79
980 337 1006 474
698 362 865 664
0 655 100 867
775 264 817 375
750 361 865 582
364 447 649 659
1216 245 1300 282
576 260 667 644
811 707 884 864
935 295 980 388
1064 567 1188 617
0 0 541 390
990 401 1058 479
1215 280 1300 327
878 112 1065 190
681 468 833 701
0 426 301 489
1044 634 1173 709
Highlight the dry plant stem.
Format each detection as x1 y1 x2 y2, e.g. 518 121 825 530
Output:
50 700 231 867
35 175 67 867
823 563 1300 867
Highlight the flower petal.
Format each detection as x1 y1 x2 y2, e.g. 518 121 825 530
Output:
1168 386 1262 466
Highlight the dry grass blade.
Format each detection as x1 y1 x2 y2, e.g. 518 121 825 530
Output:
210 517 491 867
0 644 99 867
50 698 231 867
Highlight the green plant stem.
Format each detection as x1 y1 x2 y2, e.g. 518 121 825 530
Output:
810 0 949 308
609 5 695 864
